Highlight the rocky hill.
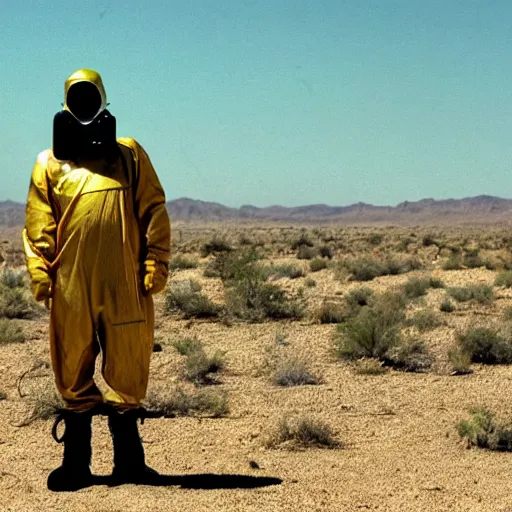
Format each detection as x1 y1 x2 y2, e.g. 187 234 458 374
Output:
2 195 512 226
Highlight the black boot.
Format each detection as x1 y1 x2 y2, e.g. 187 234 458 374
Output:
108 408 159 485
47 409 93 492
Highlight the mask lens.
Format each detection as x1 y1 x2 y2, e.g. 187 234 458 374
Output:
66 82 102 124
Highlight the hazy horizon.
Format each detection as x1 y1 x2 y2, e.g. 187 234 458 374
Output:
3 1 512 207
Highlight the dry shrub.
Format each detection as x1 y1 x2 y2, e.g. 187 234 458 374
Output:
309 258 328 272
457 327 512 364
165 281 220 319
407 310 443 331
447 285 494 305
265 415 340 449
169 255 199 270
315 301 346 324
0 318 25 344
272 357 318 387
145 387 229 418
457 408 512 451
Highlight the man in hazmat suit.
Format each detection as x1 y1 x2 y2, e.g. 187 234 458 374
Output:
23 69 171 491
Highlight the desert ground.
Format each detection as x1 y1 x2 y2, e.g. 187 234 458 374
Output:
3 222 512 511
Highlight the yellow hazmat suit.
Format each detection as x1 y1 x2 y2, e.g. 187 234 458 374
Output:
23 70 171 412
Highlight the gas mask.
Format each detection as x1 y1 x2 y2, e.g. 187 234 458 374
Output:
53 70 118 162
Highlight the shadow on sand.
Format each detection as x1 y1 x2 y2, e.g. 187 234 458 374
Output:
87 473 283 490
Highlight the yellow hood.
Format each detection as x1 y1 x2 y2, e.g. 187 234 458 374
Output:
63 69 107 123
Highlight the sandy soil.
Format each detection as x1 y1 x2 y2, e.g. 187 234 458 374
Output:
2 226 512 512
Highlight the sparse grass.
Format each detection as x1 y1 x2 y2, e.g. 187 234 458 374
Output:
345 287 374 313
384 339 434 372
226 280 304 322
503 306 512 322
315 301 346 324
407 310 443 331
171 337 203 356
169 255 199 271
0 286 39 319
309 258 328 272
201 236 233 257
318 245 334 260
463 249 485 269
457 407 512 451
145 387 229 418
173 337 225 385
265 415 340 449
296 246 317 260
333 292 406 360
403 277 431 299
342 256 422 282
495 271 512 288
290 233 314 250
272 357 318 386
447 285 495 305
0 267 26 288
448 347 472 375
353 358 388 375
457 326 512 364
165 281 220 319
269 264 304 280
440 299 455 313
443 255 463 270
0 318 25 344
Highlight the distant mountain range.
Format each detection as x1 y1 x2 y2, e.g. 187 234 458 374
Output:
2 195 512 226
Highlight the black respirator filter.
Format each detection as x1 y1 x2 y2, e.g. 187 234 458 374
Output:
53 109 117 161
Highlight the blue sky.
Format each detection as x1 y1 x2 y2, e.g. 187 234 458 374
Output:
2 1 512 207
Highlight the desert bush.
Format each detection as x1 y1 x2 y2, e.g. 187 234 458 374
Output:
384 339 434 372
165 281 220 319
447 285 494 305
443 255 463 270
0 267 26 289
290 233 314 250
145 387 229 418
495 271 512 288
457 327 512 364
346 258 388 281
305 278 317 288
334 293 406 360
448 347 472 375
185 348 225 385
309 258 328 272
226 281 304 322
315 301 346 324
407 310 443 331
0 286 39 319
169 255 199 271
463 249 485 269
201 236 233 257
503 306 512 322
403 277 431 299
297 246 317 260
385 257 422 275
205 250 266 282
318 245 334 260
457 408 512 451
440 299 455 313
353 358 388 375
429 277 445 288
0 319 25 344
422 234 437 247
367 233 384 246
345 287 374 313
270 264 304 280
172 337 225 384
265 415 340 449
272 357 318 386
172 337 203 356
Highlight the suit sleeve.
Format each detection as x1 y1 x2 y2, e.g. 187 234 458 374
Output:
133 140 171 293
22 152 57 298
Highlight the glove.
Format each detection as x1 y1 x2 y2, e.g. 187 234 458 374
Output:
33 279 52 310
144 260 157 293
144 259 168 295
33 279 52 302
